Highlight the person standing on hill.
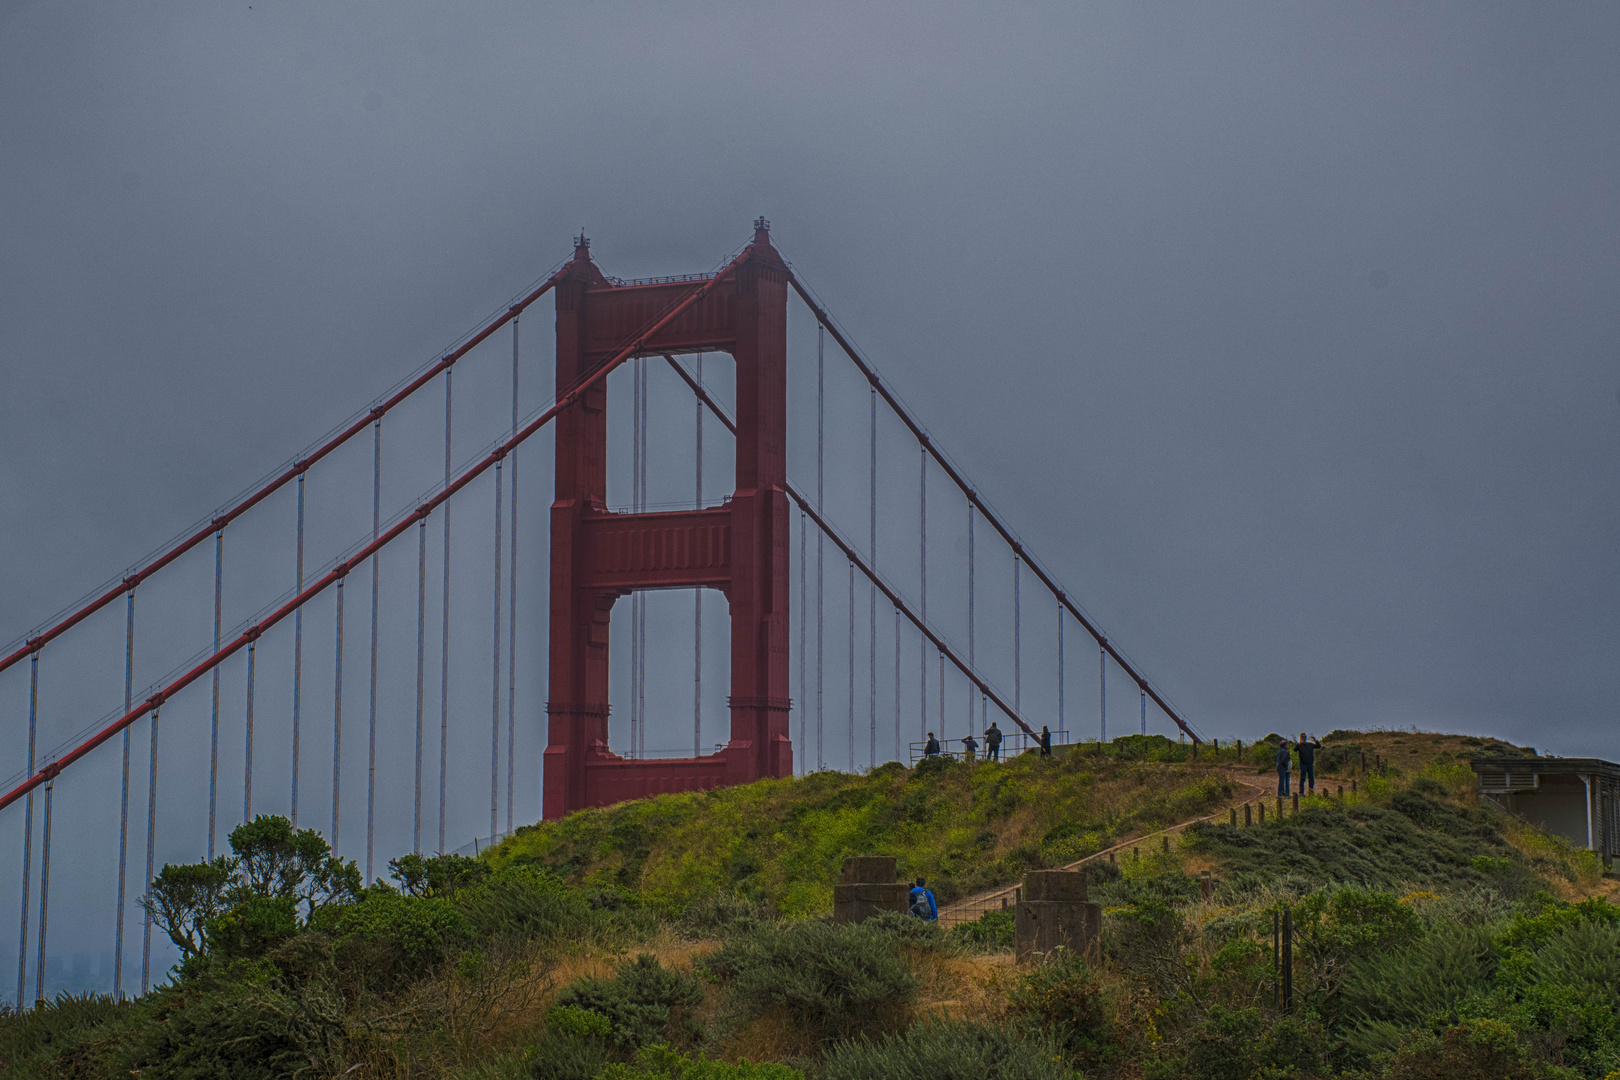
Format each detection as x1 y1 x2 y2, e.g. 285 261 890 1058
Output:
985 722 1003 762
960 733 979 762
924 732 941 759
1040 726 1052 757
1275 740 1292 796
909 877 938 920
1296 733 1321 793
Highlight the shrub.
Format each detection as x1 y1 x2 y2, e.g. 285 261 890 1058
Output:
314 889 469 971
818 1019 1071 1080
461 865 595 944
599 1044 803 1078
1383 1017 1554 1080
109 974 348 1079
554 954 705 1050
1003 951 1114 1069
0 992 131 1075
948 908 1013 950
700 918 918 1043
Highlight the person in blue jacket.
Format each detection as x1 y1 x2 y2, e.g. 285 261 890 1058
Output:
909 877 938 920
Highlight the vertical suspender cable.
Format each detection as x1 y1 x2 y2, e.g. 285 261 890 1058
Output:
1013 555 1021 715
115 590 134 1000
34 774 53 1006
141 706 160 994
414 517 427 854
366 421 381 881
938 651 945 734
798 510 806 773
919 447 926 742
847 560 855 771
440 370 452 853
1099 643 1106 743
16 651 38 1009
816 325 825 771
1057 602 1064 735
893 608 902 760
868 385 877 764
208 528 223 858
491 460 503 842
507 318 519 833
332 578 345 850
1140 687 1146 736
243 639 256 820
694 353 703 757
292 474 306 827
967 507 975 736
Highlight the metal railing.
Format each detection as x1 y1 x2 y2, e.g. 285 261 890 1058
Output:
909 729 1068 765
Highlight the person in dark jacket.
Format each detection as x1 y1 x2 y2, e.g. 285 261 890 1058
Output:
1297 733 1321 793
1275 740 1292 796
924 732 940 758
961 733 979 762
985 722 1003 762
1039 726 1052 757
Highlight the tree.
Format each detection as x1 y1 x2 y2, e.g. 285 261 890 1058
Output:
227 814 361 917
388 852 490 898
139 856 238 958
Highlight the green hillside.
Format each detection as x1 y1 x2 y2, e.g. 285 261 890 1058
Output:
4 729 1616 1080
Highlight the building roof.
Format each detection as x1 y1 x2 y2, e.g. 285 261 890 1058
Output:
1470 757 1620 779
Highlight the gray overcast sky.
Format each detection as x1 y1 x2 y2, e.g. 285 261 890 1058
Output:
2 0 1619 980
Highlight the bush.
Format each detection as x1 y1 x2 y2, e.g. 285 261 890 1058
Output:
700 918 918 1043
461 865 595 944
1383 1017 1555 1080
554 954 705 1050
109 974 348 1079
1003 951 1114 1069
948 908 1013 950
0 992 131 1075
819 1019 1071 1080
599 1044 803 1078
313 890 469 971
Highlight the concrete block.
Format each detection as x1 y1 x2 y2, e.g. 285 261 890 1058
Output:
832 882 910 923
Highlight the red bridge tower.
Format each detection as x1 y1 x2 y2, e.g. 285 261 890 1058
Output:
543 221 793 819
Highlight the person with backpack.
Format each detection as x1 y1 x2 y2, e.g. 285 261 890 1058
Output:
960 733 979 762
985 722 1003 762
1275 739 1292 796
908 877 938 920
923 732 941 758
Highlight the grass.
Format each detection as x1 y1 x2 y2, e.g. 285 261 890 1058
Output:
487 745 1240 915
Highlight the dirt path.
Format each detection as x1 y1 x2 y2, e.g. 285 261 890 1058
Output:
936 769 1274 925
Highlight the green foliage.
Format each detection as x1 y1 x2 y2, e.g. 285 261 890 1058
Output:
599 1044 804 1079
1004 951 1115 1069
947 907 1013 950
700 917 920 1043
108 973 348 1079
818 1019 1072 1080
141 855 239 958
487 748 1234 915
311 888 469 966
390 851 492 898
0 992 131 1075
198 893 301 965
460 864 596 943
1382 1016 1561 1080
1188 795 1542 896
227 814 361 918
555 954 706 1050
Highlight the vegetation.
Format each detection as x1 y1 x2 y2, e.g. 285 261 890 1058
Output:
3 728 1616 1079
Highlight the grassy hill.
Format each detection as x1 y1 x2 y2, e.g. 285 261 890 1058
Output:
4 728 1616 1080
